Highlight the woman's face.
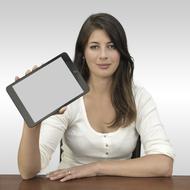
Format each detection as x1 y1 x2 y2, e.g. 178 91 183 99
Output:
84 29 120 79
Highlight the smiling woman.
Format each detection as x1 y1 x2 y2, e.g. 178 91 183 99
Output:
84 29 120 78
17 13 174 181
74 13 136 128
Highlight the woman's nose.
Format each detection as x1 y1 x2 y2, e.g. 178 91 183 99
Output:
99 48 108 60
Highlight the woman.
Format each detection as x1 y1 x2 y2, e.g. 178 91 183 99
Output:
17 13 174 181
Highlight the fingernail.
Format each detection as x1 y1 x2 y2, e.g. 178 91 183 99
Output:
59 107 67 113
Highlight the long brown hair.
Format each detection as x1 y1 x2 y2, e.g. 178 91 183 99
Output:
74 13 136 127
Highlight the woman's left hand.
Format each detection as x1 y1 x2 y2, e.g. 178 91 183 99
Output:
46 162 99 182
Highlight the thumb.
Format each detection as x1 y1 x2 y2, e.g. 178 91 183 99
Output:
15 76 20 81
58 106 67 114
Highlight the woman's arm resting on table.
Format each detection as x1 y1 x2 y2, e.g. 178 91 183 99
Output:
97 154 173 177
47 154 173 182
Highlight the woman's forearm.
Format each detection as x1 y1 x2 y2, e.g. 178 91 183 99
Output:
18 122 41 179
96 154 173 177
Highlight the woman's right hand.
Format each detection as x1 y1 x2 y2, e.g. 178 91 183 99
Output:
15 65 38 81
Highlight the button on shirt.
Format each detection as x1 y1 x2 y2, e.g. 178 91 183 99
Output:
103 135 109 156
39 86 175 170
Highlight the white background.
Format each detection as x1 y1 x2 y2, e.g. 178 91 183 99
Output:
0 0 190 175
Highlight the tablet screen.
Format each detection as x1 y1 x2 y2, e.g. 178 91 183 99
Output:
8 54 87 126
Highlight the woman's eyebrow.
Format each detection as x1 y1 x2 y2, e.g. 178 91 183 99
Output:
89 41 113 44
89 41 99 44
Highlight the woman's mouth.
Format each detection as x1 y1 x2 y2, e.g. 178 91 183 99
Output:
97 64 111 69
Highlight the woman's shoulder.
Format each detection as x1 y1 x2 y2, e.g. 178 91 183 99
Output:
67 96 83 113
133 84 152 100
132 84 156 110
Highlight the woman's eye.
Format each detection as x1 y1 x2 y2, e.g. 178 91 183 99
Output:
108 44 115 49
90 45 99 49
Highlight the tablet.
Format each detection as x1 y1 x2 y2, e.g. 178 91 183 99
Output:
6 52 89 127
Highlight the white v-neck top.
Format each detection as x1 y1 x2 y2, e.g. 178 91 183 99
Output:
39 86 175 170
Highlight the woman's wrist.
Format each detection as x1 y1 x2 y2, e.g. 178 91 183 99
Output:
93 161 102 176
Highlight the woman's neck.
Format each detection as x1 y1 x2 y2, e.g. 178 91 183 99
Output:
87 76 112 96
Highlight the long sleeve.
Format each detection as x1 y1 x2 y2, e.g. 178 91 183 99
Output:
39 107 71 170
135 87 175 159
